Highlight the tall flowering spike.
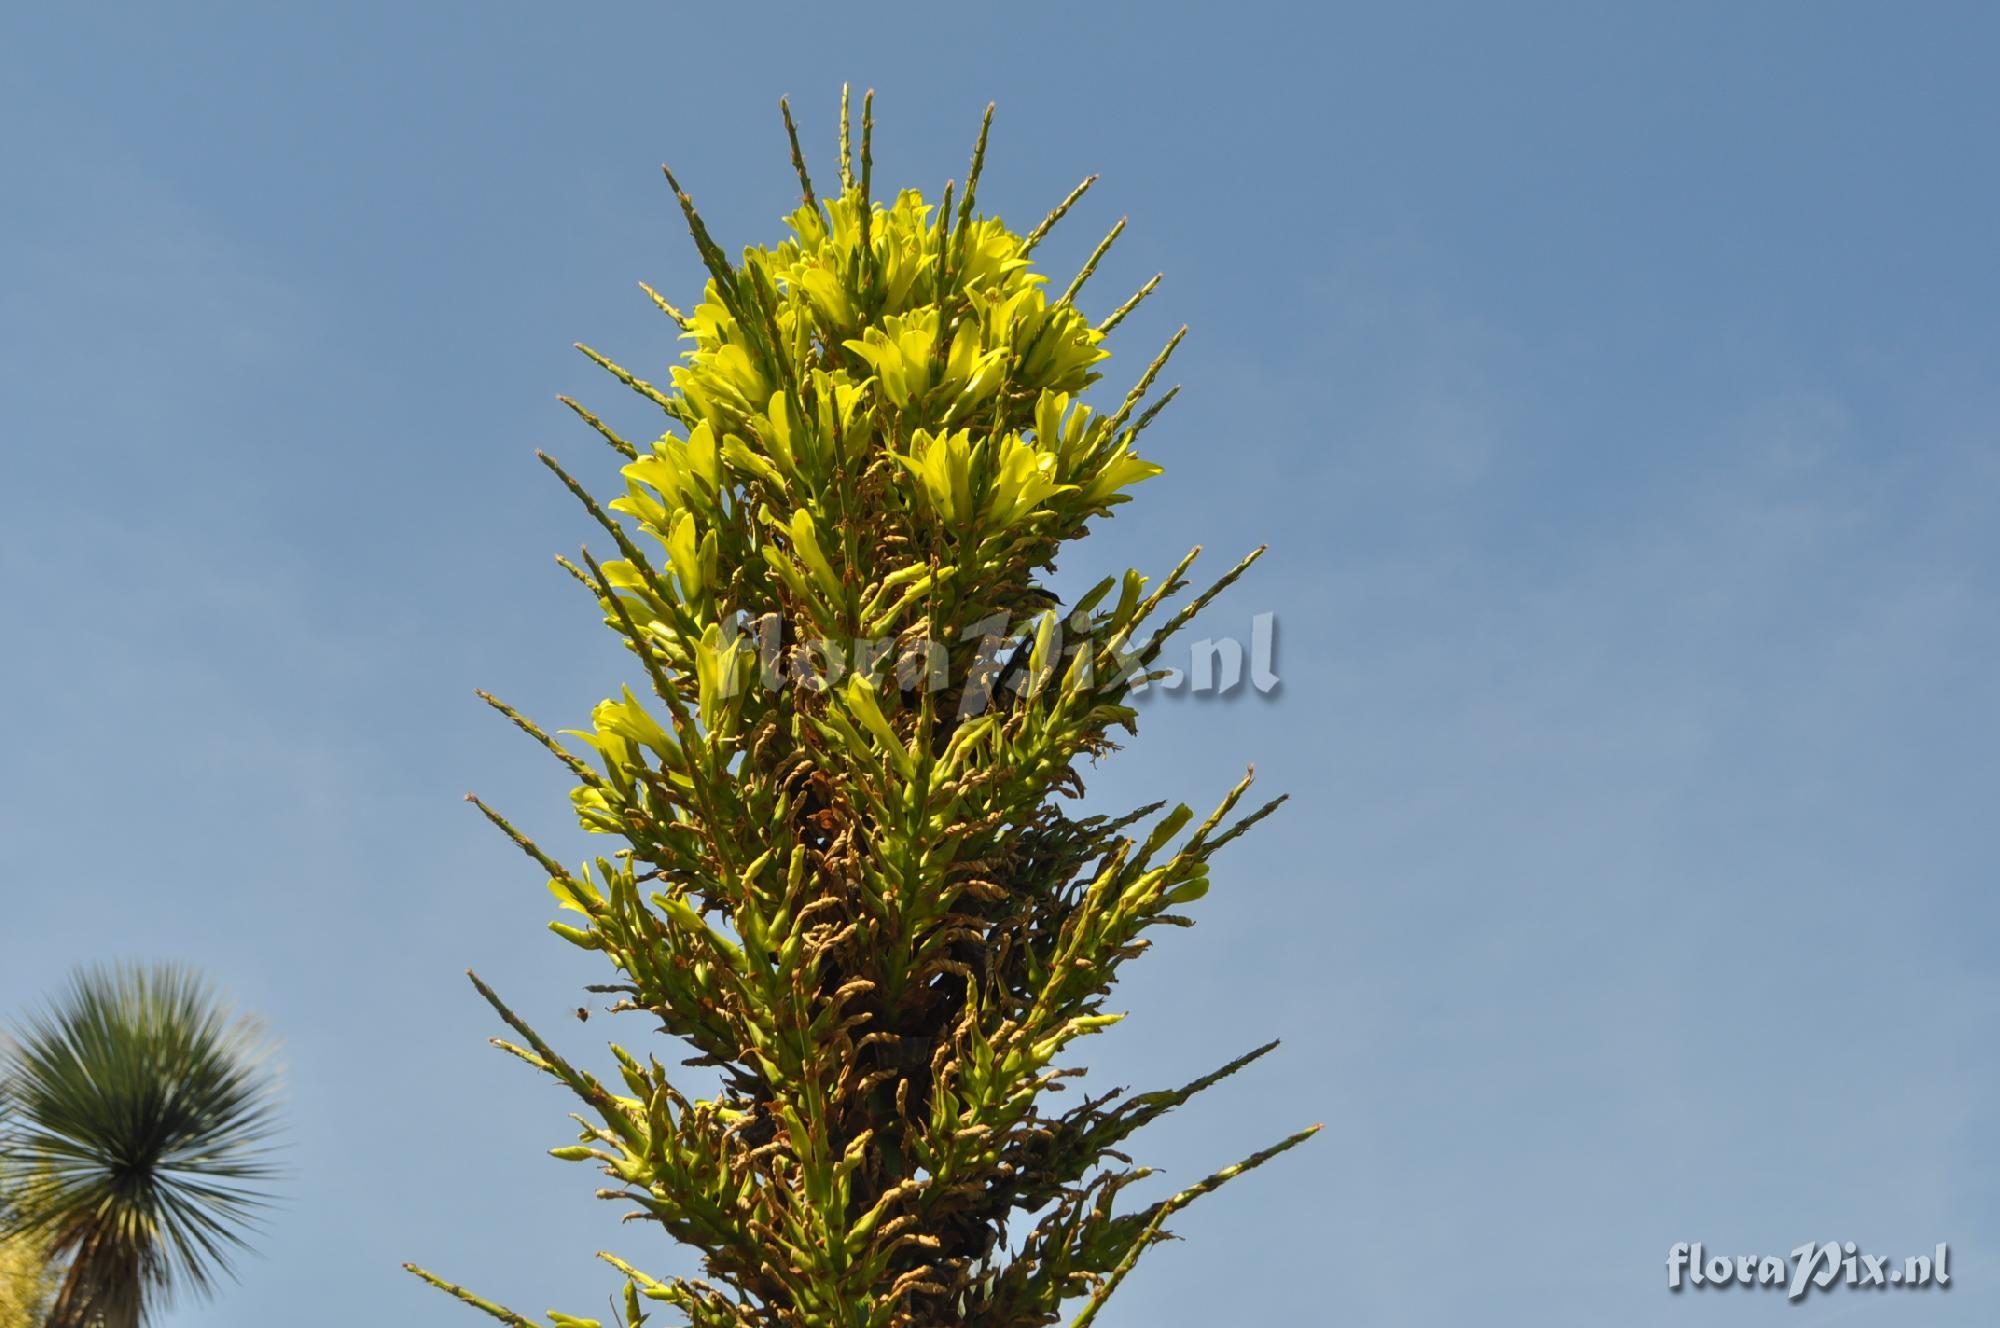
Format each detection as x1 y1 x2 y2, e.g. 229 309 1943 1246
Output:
411 95 1315 1328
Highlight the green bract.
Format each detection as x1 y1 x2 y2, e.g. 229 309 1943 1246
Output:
411 91 1313 1328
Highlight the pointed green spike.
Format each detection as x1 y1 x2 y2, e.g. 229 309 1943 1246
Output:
1068 1125 1322 1328
658 164 737 293
1024 174 1098 251
1060 216 1127 306
637 280 690 330
403 1265 541 1328
838 83 853 191
1098 273 1161 334
778 96 817 210
957 101 996 235
1127 382 1181 439
556 394 638 460
574 343 676 416
1105 325 1188 434
859 88 876 206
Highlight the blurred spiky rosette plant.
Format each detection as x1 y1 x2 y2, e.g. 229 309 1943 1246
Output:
408 89 1316 1328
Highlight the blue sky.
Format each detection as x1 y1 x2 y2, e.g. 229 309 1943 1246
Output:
3 4 1995 1325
